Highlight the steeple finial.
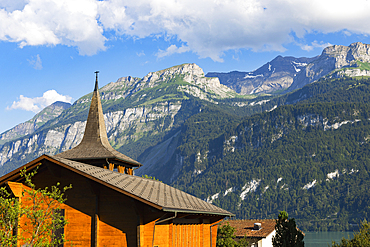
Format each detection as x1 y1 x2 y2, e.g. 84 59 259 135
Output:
94 71 99 91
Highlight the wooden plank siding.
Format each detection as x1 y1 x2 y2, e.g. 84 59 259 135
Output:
149 219 221 247
31 164 139 246
4 162 224 247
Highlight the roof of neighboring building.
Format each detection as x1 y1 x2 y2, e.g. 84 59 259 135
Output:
220 219 276 238
55 77 141 167
0 154 234 217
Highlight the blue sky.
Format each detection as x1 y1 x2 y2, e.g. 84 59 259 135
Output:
1 0 370 133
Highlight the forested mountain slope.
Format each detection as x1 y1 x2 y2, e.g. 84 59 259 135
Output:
168 77 370 231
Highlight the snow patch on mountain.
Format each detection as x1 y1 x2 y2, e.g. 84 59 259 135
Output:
303 180 317 190
297 114 361 131
327 170 340 180
206 192 220 204
240 179 261 200
244 74 263 79
324 119 361 130
224 187 235 196
224 136 238 152
250 99 270 106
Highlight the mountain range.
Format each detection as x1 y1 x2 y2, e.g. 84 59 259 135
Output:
1 42 370 231
206 42 370 94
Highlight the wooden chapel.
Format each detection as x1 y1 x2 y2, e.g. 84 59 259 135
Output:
0 72 233 247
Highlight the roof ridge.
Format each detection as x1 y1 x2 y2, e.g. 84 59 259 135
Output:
0 154 233 216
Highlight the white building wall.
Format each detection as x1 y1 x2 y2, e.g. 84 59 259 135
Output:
259 230 275 247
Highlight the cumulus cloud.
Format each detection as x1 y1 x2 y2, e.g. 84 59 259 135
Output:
1 0 370 60
7 90 72 112
0 0 106 55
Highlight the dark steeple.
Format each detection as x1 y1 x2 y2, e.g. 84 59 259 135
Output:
94 71 99 92
56 72 142 174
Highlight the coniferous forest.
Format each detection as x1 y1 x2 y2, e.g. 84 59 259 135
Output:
164 77 370 231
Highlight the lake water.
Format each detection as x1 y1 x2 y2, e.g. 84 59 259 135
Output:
305 232 354 247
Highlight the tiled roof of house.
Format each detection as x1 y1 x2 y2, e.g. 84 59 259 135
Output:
221 219 276 238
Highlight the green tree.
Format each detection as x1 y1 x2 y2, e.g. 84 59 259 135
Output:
217 222 237 247
332 220 370 247
0 187 20 246
142 174 161 182
0 167 72 246
273 211 304 247
217 222 249 247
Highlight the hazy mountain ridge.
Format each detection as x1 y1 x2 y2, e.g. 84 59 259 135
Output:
207 42 370 95
206 56 316 94
0 101 71 145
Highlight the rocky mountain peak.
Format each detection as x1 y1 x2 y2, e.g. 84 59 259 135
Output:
142 63 204 83
289 42 370 91
206 56 315 94
320 42 370 69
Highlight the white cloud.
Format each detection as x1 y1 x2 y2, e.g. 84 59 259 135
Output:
27 54 42 70
300 41 333 52
7 90 72 113
156 44 191 59
1 0 370 60
0 0 105 55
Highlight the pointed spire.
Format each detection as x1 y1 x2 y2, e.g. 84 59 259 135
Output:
56 71 142 169
94 71 99 92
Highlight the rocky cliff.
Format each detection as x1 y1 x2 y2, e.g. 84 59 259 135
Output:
0 101 71 145
289 42 370 90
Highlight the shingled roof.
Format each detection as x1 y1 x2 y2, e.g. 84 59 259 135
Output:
55 73 141 168
0 154 233 216
221 219 276 238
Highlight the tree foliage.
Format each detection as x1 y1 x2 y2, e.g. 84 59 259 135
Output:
272 211 304 247
0 187 20 246
217 222 249 247
0 167 72 246
332 220 370 247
